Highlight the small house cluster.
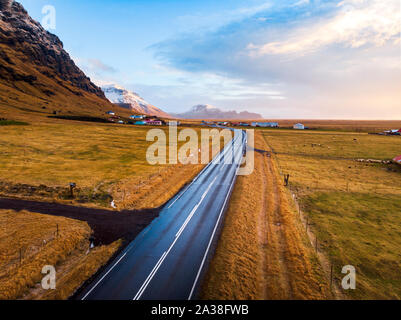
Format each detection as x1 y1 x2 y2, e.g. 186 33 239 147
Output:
293 123 305 130
201 121 280 128
201 120 234 126
129 115 145 120
381 129 401 136
134 119 164 126
251 122 279 128
105 111 170 126
393 155 401 165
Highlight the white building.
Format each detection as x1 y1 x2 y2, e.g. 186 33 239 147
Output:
293 123 305 130
130 115 144 120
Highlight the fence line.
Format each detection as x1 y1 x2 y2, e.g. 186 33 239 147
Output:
0 224 60 278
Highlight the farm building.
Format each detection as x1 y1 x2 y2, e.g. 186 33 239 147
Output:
130 115 144 120
134 121 147 125
146 120 163 126
293 123 305 130
106 111 115 116
251 122 279 128
393 155 401 165
383 129 401 135
168 121 181 126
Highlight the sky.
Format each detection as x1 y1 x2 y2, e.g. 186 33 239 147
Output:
19 0 401 119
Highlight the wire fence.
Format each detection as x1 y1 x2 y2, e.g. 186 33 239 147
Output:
0 224 60 280
288 187 347 295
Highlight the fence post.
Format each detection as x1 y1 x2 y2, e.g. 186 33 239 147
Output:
315 235 318 253
284 174 290 186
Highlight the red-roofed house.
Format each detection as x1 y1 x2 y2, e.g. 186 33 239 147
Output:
146 120 163 126
393 155 401 164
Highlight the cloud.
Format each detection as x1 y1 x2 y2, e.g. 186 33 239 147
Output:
293 0 310 7
248 0 401 56
86 59 117 73
73 57 118 82
149 0 401 118
174 1 273 33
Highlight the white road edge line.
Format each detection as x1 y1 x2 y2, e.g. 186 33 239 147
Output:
167 133 237 209
167 152 217 209
81 252 127 300
133 251 167 300
188 132 245 300
81 130 241 300
175 176 218 238
133 175 218 300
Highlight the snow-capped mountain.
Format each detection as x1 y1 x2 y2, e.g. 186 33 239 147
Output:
172 104 262 120
101 84 171 118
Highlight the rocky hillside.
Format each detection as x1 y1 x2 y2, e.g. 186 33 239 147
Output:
0 1 117 119
102 84 171 118
172 104 262 120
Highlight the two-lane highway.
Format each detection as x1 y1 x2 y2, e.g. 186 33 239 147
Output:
78 129 246 300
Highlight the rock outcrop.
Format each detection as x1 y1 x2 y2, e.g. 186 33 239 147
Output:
0 1 105 98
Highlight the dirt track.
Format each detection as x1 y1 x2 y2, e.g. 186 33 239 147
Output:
0 198 158 245
259 135 332 299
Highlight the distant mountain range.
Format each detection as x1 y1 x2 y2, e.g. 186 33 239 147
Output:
101 84 171 118
0 0 118 119
172 104 262 120
0 1 259 122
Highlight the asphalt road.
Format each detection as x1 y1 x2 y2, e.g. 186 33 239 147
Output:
77 129 246 300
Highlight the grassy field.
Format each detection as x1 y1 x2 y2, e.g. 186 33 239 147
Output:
264 130 400 160
0 209 120 300
261 129 401 299
0 120 224 209
260 120 401 133
201 132 331 300
0 118 227 299
180 119 401 133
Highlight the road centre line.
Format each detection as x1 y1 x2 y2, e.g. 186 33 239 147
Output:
167 134 237 209
188 132 245 300
133 175 218 300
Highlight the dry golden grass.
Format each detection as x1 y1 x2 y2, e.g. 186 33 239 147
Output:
0 41 133 123
0 121 225 209
112 163 205 210
26 240 121 300
0 122 161 188
262 128 401 299
264 129 401 160
0 209 120 300
201 132 330 300
262 150 331 300
262 120 401 133
201 150 264 300
0 118 229 299
173 119 401 133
